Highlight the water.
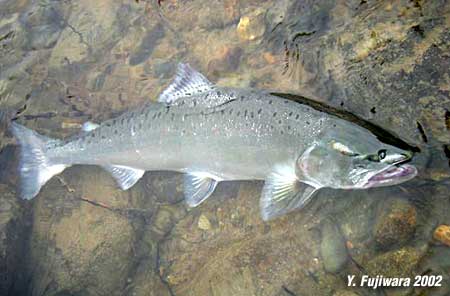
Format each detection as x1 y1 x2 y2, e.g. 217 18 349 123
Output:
0 0 449 295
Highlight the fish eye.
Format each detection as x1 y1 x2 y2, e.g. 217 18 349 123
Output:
378 149 387 160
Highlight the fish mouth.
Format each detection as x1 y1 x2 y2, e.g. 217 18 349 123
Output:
364 164 418 188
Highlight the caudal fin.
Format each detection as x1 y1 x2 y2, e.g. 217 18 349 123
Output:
10 122 67 200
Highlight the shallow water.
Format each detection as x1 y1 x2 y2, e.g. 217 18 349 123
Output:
0 0 450 295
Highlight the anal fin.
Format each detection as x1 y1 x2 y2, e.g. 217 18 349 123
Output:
260 164 319 221
184 172 219 207
102 165 145 190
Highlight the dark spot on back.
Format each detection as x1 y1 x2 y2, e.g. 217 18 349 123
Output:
295 114 300 120
273 112 277 117
258 109 262 115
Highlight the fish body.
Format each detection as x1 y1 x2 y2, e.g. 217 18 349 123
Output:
11 64 418 220
51 88 324 179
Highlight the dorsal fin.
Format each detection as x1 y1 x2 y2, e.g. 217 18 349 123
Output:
158 63 215 104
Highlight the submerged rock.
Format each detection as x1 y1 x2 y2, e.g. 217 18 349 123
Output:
373 198 417 249
207 46 243 78
333 290 360 296
320 219 348 273
26 167 140 296
0 184 26 295
365 247 422 278
237 9 266 41
433 225 450 247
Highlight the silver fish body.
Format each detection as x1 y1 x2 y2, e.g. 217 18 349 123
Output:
53 89 326 179
11 64 418 220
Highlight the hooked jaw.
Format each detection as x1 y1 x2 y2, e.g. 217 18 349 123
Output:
364 164 417 188
363 151 417 188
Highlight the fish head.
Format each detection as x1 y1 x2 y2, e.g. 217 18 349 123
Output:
296 124 417 189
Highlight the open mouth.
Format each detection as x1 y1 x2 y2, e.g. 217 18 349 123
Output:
365 164 418 187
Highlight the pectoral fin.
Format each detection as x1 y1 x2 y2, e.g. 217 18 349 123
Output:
102 165 145 190
184 172 219 207
260 165 319 221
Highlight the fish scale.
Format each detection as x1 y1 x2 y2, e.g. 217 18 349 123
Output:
10 63 417 220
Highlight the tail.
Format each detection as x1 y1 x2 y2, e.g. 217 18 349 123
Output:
10 122 67 200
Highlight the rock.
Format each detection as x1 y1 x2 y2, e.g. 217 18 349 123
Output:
320 220 348 273
151 204 185 239
263 52 277 64
418 97 450 143
266 0 450 156
26 166 138 296
237 9 266 41
333 290 360 296
159 183 336 296
207 46 243 77
373 198 417 249
365 247 422 278
0 184 26 295
197 214 212 230
433 225 450 246
21 0 68 50
49 0 122 67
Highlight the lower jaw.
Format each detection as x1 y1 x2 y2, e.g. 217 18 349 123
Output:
364 164 418 188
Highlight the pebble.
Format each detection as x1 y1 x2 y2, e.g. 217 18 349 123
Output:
237 9 266 41
198 214 212 230
433 225 450 246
